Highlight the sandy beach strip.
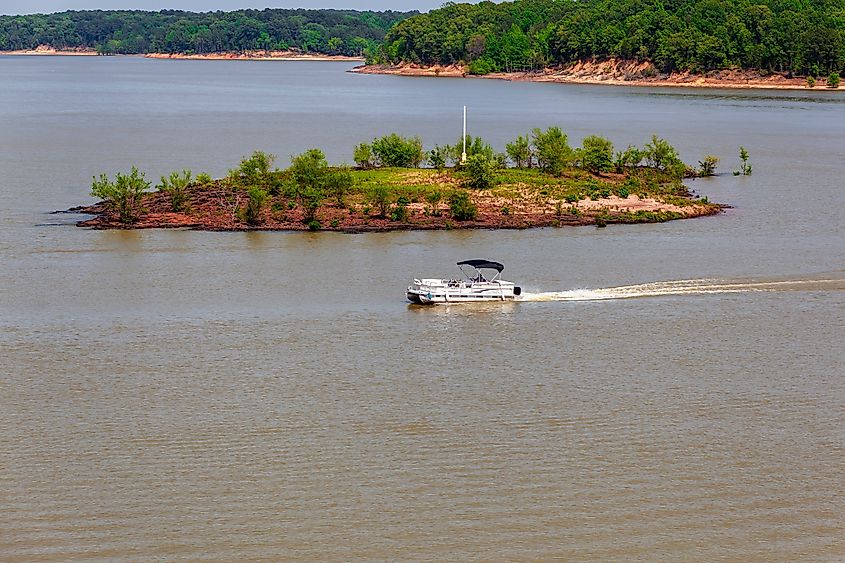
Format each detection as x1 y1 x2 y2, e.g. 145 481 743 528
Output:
1 46 362 62
2 46 97 56
144 51 363 62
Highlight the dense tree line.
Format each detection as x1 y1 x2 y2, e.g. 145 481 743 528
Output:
0 9 413 56
375 0 844 76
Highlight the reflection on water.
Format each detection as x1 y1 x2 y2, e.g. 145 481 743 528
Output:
643 90 845 105
1 57 844 560
408 300 520 316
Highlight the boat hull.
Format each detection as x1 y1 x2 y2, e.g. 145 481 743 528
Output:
406 281 521 305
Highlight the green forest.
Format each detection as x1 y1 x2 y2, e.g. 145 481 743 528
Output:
0 9 413 56
376 0 845 76
3 1 843 75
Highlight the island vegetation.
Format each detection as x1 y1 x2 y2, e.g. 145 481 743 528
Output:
0 8 412 57
76 131 724 232
364 0 844 87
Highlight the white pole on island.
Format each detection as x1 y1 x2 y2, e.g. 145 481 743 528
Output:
461 105 467 165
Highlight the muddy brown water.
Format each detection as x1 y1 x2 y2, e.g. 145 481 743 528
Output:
1 57 843 560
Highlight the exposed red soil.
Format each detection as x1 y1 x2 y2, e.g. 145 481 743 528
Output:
352 59 841 90
74 185 722 233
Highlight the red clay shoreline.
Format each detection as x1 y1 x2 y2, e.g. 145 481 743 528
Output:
7 49 831 91
351 59 842 91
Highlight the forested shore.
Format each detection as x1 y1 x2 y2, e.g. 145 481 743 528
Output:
371 0 844 80
0 9 412 57
4 1 842 84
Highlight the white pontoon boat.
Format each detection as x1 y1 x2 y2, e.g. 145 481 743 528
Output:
407 260 522 304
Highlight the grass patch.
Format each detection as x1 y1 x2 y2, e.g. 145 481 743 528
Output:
614 210 685 223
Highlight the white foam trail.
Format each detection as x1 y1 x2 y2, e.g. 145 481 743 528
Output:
517 278 843 302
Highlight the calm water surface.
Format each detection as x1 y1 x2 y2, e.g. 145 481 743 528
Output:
1 57 843 560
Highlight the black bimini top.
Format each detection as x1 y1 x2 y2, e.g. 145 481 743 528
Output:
457 259 504 272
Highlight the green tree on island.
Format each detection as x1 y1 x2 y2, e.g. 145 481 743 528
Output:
463 154 499 189
644 135 684 177
449 136 495 166
532 127 573 176
506 135 533 168
426 145 449 170
579 136 614 175
370 134 424 168
614 145 646 172
325 166 354 207
289 149 330 222
91 167 151 224
230 151 275 191
289 149 328 194
353 142 374 169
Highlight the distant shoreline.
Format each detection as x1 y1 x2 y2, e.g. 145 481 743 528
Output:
352 59 841 91
1 46 362 62
144 51 364 62
2 46 97 56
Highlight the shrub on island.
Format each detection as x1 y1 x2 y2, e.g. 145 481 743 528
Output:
90 166 151 224
371 134 424 168
505 135 532 168
242 186 269 225
579 135 614 175
532 127 574 176
229 151 276 191
449 190 478 220
463 153 499 189
697 156 719 176
157 169 192 212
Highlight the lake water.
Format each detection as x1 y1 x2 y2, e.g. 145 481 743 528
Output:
1 57 843 560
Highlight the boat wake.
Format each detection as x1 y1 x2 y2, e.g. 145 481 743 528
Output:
517 274 845 303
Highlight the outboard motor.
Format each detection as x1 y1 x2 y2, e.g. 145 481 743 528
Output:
514 286 522 296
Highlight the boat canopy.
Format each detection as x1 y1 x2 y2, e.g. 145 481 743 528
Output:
457 259 504 272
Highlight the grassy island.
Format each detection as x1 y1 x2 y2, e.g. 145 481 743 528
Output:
75 131 725 232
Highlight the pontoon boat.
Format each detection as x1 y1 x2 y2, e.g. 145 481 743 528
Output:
406 260 522 304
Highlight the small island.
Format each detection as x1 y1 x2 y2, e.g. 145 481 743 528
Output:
73 130 727 232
